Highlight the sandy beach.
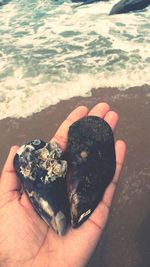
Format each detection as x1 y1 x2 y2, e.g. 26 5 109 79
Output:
0 85 150 267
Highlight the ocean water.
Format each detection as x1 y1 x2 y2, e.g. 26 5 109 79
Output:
0 0 150 119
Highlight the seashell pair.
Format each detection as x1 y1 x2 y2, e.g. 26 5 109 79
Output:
14 116 116 235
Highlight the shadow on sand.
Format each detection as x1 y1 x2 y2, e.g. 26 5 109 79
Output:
137 210 150 267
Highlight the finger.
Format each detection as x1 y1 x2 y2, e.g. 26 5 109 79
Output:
112 140 126 183
102 140 126 207
65 140 126 264
0 146 21 192
88 102 110 118
104 111 119 131
51 106 89 150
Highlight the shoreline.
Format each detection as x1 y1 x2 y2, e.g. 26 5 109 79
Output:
0 84 150 267
0 84 150 170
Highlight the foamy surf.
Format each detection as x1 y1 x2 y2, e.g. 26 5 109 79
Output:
0 0 150 119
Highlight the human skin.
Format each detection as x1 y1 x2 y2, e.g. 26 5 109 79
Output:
0 102 126 267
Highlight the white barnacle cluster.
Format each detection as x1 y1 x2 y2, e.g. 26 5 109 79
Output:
38 147 50 162
37 142 67 184
42 160 67 184
79 150 88 163
49 142 62 159
17 144 35 180
20 165 31 178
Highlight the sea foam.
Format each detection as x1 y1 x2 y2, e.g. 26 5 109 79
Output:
0 0 150 119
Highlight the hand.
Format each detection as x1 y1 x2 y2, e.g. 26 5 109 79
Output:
0 103 126 267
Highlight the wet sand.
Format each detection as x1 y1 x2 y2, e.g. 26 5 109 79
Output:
0 85 150 267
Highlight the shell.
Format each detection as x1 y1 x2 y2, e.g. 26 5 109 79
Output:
66 116 116 228
13 139 69 235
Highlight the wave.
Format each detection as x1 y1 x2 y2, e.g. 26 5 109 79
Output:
0 0 150 118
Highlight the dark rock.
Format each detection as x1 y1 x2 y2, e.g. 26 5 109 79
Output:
71 0 109 5
0 0 11 6
109 0 150 15
66 116 116 228
14 139 69 235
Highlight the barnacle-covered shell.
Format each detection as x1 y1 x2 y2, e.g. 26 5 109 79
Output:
13 139 69 235
67 116 116 228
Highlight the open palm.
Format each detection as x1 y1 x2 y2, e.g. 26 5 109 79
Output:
0 103 126 267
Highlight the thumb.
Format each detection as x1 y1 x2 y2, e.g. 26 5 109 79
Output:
0 146 21 192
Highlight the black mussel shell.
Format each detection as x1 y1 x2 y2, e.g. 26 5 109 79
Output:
13 139 70 235
66 116 116 228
